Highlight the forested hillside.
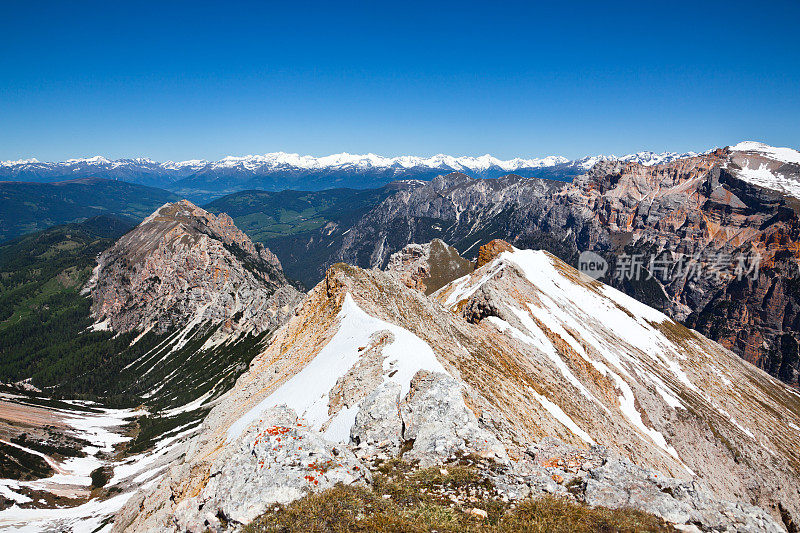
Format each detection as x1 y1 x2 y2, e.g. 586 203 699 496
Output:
0 177 178 241
0 216 137 393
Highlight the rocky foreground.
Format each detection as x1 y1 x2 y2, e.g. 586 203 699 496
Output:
113 241 800 532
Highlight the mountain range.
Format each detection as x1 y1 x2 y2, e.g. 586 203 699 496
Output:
0 149 701 200
1 141 800 532
204 142 800 393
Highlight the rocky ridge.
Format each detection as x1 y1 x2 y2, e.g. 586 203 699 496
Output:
114 241 800 532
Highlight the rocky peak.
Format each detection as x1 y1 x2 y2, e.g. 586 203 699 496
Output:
140 199 283 269
89 200 301 335
384 238 474 294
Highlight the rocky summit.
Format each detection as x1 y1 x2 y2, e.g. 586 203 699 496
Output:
385 238 474 294
89 199 301 336
114 241 800 532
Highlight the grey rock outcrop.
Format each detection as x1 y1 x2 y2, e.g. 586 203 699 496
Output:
118 406 369 532
399 371 508 465
350 381 403 453
349 371 509 464
509 437 785 532
584 458 783 532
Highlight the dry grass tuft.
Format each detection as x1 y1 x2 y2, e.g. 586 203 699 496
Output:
244 461 674 533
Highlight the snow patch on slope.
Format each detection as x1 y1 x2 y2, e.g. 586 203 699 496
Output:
438 248 706 472
0 405 147 532
729 162 800 199
529 389 595 445
226 293 447 443
729 141 800 165
726 141 800 198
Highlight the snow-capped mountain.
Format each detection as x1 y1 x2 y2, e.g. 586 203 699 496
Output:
6 143 796 200
0 150 701 177
0 149 704 198
573 150 701 170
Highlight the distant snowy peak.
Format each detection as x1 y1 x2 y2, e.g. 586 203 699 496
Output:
194 152 571 173
0 150 697 173
574 150 701 170
0 158 40 166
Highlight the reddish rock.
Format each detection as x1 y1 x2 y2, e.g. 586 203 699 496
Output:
476 239 514 269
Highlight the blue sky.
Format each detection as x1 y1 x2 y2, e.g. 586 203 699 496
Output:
1 0 798 161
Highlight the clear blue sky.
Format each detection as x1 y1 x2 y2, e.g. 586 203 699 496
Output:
1 0 798 161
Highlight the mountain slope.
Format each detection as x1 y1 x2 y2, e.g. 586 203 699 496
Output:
0 200 301 408
274 145 800 388
0 216 137 389
0 204 304 531
0 177 179 242
532 148 800 388
115 242 799 532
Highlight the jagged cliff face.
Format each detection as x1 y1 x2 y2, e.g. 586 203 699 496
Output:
532 150 800 387
327 172 564 271
298 148 800 388
90 200 301 336
114 243 800 532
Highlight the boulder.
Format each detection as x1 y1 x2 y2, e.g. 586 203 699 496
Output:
172 406 370 531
